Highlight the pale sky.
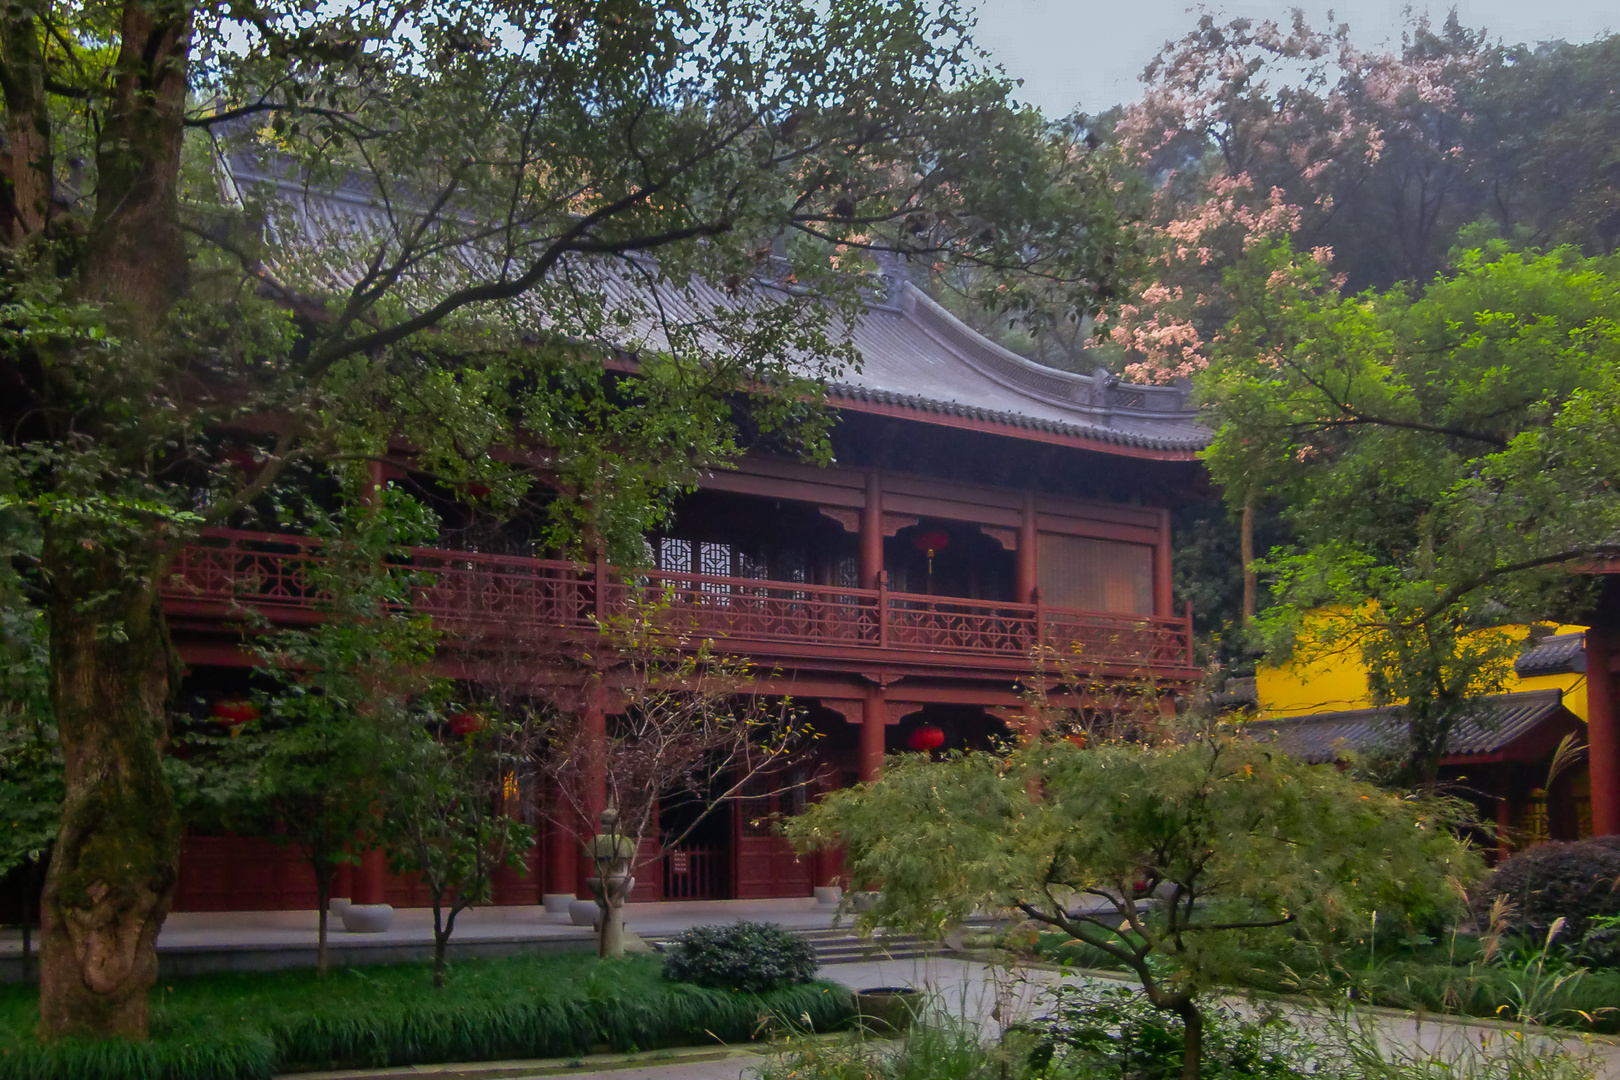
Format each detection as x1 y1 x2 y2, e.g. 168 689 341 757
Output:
969 0 1619 115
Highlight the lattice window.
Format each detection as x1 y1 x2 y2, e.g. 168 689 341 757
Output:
698 541 731 596
835 554 859 589
698 541 730 577
737 550 770 580
655 537 693 573
775 550 807 584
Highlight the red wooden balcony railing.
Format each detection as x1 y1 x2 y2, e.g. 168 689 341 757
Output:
160 529 1197 675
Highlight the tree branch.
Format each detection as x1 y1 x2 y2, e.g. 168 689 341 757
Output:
1179 913 1297 932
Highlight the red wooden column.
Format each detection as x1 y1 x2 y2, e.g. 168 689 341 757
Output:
860 470 884 589
544 783 578 901
334 860 353 902
574 685 610 896
1154 507 1174 616
1016 495 1038 603
859 686 887 783
352 848 387 905
1587 627 1620 836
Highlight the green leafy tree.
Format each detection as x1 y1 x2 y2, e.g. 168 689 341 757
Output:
0 0 1139 1039
0 600 58 983
376 712 536 988
170 489 443 976
1199 241 1620 783
785 726 1479 1080
1464 35 1620 255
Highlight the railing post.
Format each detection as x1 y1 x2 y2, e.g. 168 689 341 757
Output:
594 551 608 623
1184 601 1195 666
1033 586 1044 652
877 570 889 649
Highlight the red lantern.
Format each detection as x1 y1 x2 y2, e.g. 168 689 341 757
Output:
461 481 491 499
907 724 945 752
448 712 485 736
911 529 950 576
211 699 260 727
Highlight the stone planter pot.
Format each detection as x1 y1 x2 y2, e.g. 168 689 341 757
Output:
854 987 921 1033
812 885 842 907
569 899 602 928
542 893 574 915
340 903 394 933
328 897 352 917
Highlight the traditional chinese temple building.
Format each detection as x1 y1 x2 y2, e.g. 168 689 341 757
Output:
159 261 1211 912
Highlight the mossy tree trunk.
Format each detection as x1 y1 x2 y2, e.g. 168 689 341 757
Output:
37 530 180 1040
26 0 192 1042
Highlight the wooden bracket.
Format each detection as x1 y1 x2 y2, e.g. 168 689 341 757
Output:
981 525 1018 551
885 702 923 725
818 506 860 533
820 699 864 725
881 513 919 537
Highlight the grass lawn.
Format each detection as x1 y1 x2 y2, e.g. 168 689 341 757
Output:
1012 929 1620 1035
0 952 854 1080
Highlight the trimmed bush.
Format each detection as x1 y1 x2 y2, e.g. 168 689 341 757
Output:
0 952 853 1080
1019 983 1323 1079
662 920 818 992
1479 836 1620 941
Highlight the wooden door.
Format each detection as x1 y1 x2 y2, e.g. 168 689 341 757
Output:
732 774 813 899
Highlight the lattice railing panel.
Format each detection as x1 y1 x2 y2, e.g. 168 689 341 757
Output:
164 529 1197 676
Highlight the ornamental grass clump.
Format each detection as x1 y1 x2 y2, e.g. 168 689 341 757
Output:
663 921 819 992
0 952 852 1080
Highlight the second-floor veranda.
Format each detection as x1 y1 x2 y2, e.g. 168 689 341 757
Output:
161 527 1199 682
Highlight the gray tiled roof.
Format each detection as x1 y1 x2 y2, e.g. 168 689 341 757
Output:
1515 632 1587 677
1250 689 1570 764
832 284 1208 452
227 154 1209 456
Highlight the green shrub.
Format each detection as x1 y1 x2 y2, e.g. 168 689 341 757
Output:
1015 984 1321 1079
1479 837 1620 942
662 921 818 992
0 953 853 1080
1572 914 1620 968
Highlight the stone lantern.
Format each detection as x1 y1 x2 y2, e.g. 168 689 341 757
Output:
585 804 637 956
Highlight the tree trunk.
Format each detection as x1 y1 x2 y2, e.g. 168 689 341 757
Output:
75 0 192 328
431 902 456 989
1240 489 1256 627
314 862 333 979
20 858 39 983
30 0 195 1040
1173 996 1204 1080
37 531 180 1041
0 3 54 243
597 894 625 958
